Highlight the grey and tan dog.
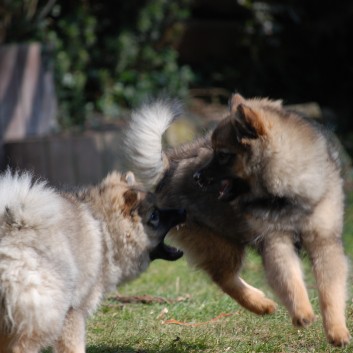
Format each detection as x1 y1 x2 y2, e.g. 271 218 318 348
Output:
125 100 277 315
194 94 350 346
0 170 185 353
125 94 350 347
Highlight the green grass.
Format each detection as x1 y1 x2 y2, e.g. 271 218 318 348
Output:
86 193 353 353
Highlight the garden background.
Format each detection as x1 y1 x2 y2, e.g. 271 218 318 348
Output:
0 1 353 352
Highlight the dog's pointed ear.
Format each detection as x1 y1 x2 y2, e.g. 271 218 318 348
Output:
125 171 135 186
229 93 246 113
123 189 139 216
230 104 265 141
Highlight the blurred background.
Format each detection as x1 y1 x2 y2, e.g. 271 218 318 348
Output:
0 0 352 187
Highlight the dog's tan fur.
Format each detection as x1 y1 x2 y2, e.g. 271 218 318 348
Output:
197 94 350 346
125 100 278 317
0 170 184 353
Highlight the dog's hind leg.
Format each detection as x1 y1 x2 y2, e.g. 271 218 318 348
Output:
53 309 86 353
213 272 277 315
261 233 315 327
173 227 276 315
0 334 42 353
301 188 350 347
303 235 350 347
0 335 13 353
203 243 276 315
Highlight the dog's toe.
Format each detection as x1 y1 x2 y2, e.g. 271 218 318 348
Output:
261 299 277 315
327 326 351 347
292 313 316 328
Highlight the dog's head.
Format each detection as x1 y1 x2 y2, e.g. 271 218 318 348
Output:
132 191 186 261
193 94 283 201
96 171 185 262
119 172 185 262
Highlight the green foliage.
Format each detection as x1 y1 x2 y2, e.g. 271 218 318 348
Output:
0 0 55 43
44 4 98 127
91 0 194 120
1 0 194 128
49 1 194 128
4 0 352 136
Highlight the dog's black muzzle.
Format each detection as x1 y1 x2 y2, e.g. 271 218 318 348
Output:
149 208 186 261
193 170 213 188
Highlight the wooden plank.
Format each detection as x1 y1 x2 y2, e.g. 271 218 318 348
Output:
3 142 25 170
2 130 128 187
47 136 75 187
101 130 129 174
72 133 103 185
3 138 49 180
0 43 57 142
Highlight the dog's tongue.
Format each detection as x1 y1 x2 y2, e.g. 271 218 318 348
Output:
218 179 231 200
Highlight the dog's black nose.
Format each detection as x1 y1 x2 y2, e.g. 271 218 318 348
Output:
193 170 214 188
193 171 207 188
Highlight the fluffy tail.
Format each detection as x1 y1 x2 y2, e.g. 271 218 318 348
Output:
0 169 63 231
124 99 182 190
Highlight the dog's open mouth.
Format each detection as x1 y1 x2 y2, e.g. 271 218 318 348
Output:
194 170 249 202
218 177 250 201
150 210 186 261
218 179 233 200
150 239 184 261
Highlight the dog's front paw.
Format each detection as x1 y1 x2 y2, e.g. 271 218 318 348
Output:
254 297 277 315
326 325 351 347
292 311 316 328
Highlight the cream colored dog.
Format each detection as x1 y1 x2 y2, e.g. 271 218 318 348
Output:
0 170 185 353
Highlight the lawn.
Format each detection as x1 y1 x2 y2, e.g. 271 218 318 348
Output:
86 192 353 353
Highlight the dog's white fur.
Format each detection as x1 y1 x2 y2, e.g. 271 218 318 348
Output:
125 100 181 189
0 170 159 352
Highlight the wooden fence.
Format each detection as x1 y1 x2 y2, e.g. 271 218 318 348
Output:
3 130 130 187
0 43 57 141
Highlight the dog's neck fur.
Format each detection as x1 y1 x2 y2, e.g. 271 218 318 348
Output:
69 173 151 294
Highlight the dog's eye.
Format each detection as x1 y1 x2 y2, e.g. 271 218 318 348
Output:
148 209 160 228
217 151 232 165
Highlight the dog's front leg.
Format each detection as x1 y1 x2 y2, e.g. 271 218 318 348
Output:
54 309 86 353
261 233 316 327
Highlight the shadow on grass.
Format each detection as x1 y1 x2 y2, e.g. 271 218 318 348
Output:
87 340 208 353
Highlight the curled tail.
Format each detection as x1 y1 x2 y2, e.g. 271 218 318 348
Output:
124 99 182 190
0 169 63 232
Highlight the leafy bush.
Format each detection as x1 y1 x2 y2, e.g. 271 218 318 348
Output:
44 4 98 127
92 0 194 120
0 0 55 43
0 0 194 128
48 1 194 128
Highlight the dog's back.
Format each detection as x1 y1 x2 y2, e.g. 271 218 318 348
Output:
0 169 186 352
0 170 102 350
